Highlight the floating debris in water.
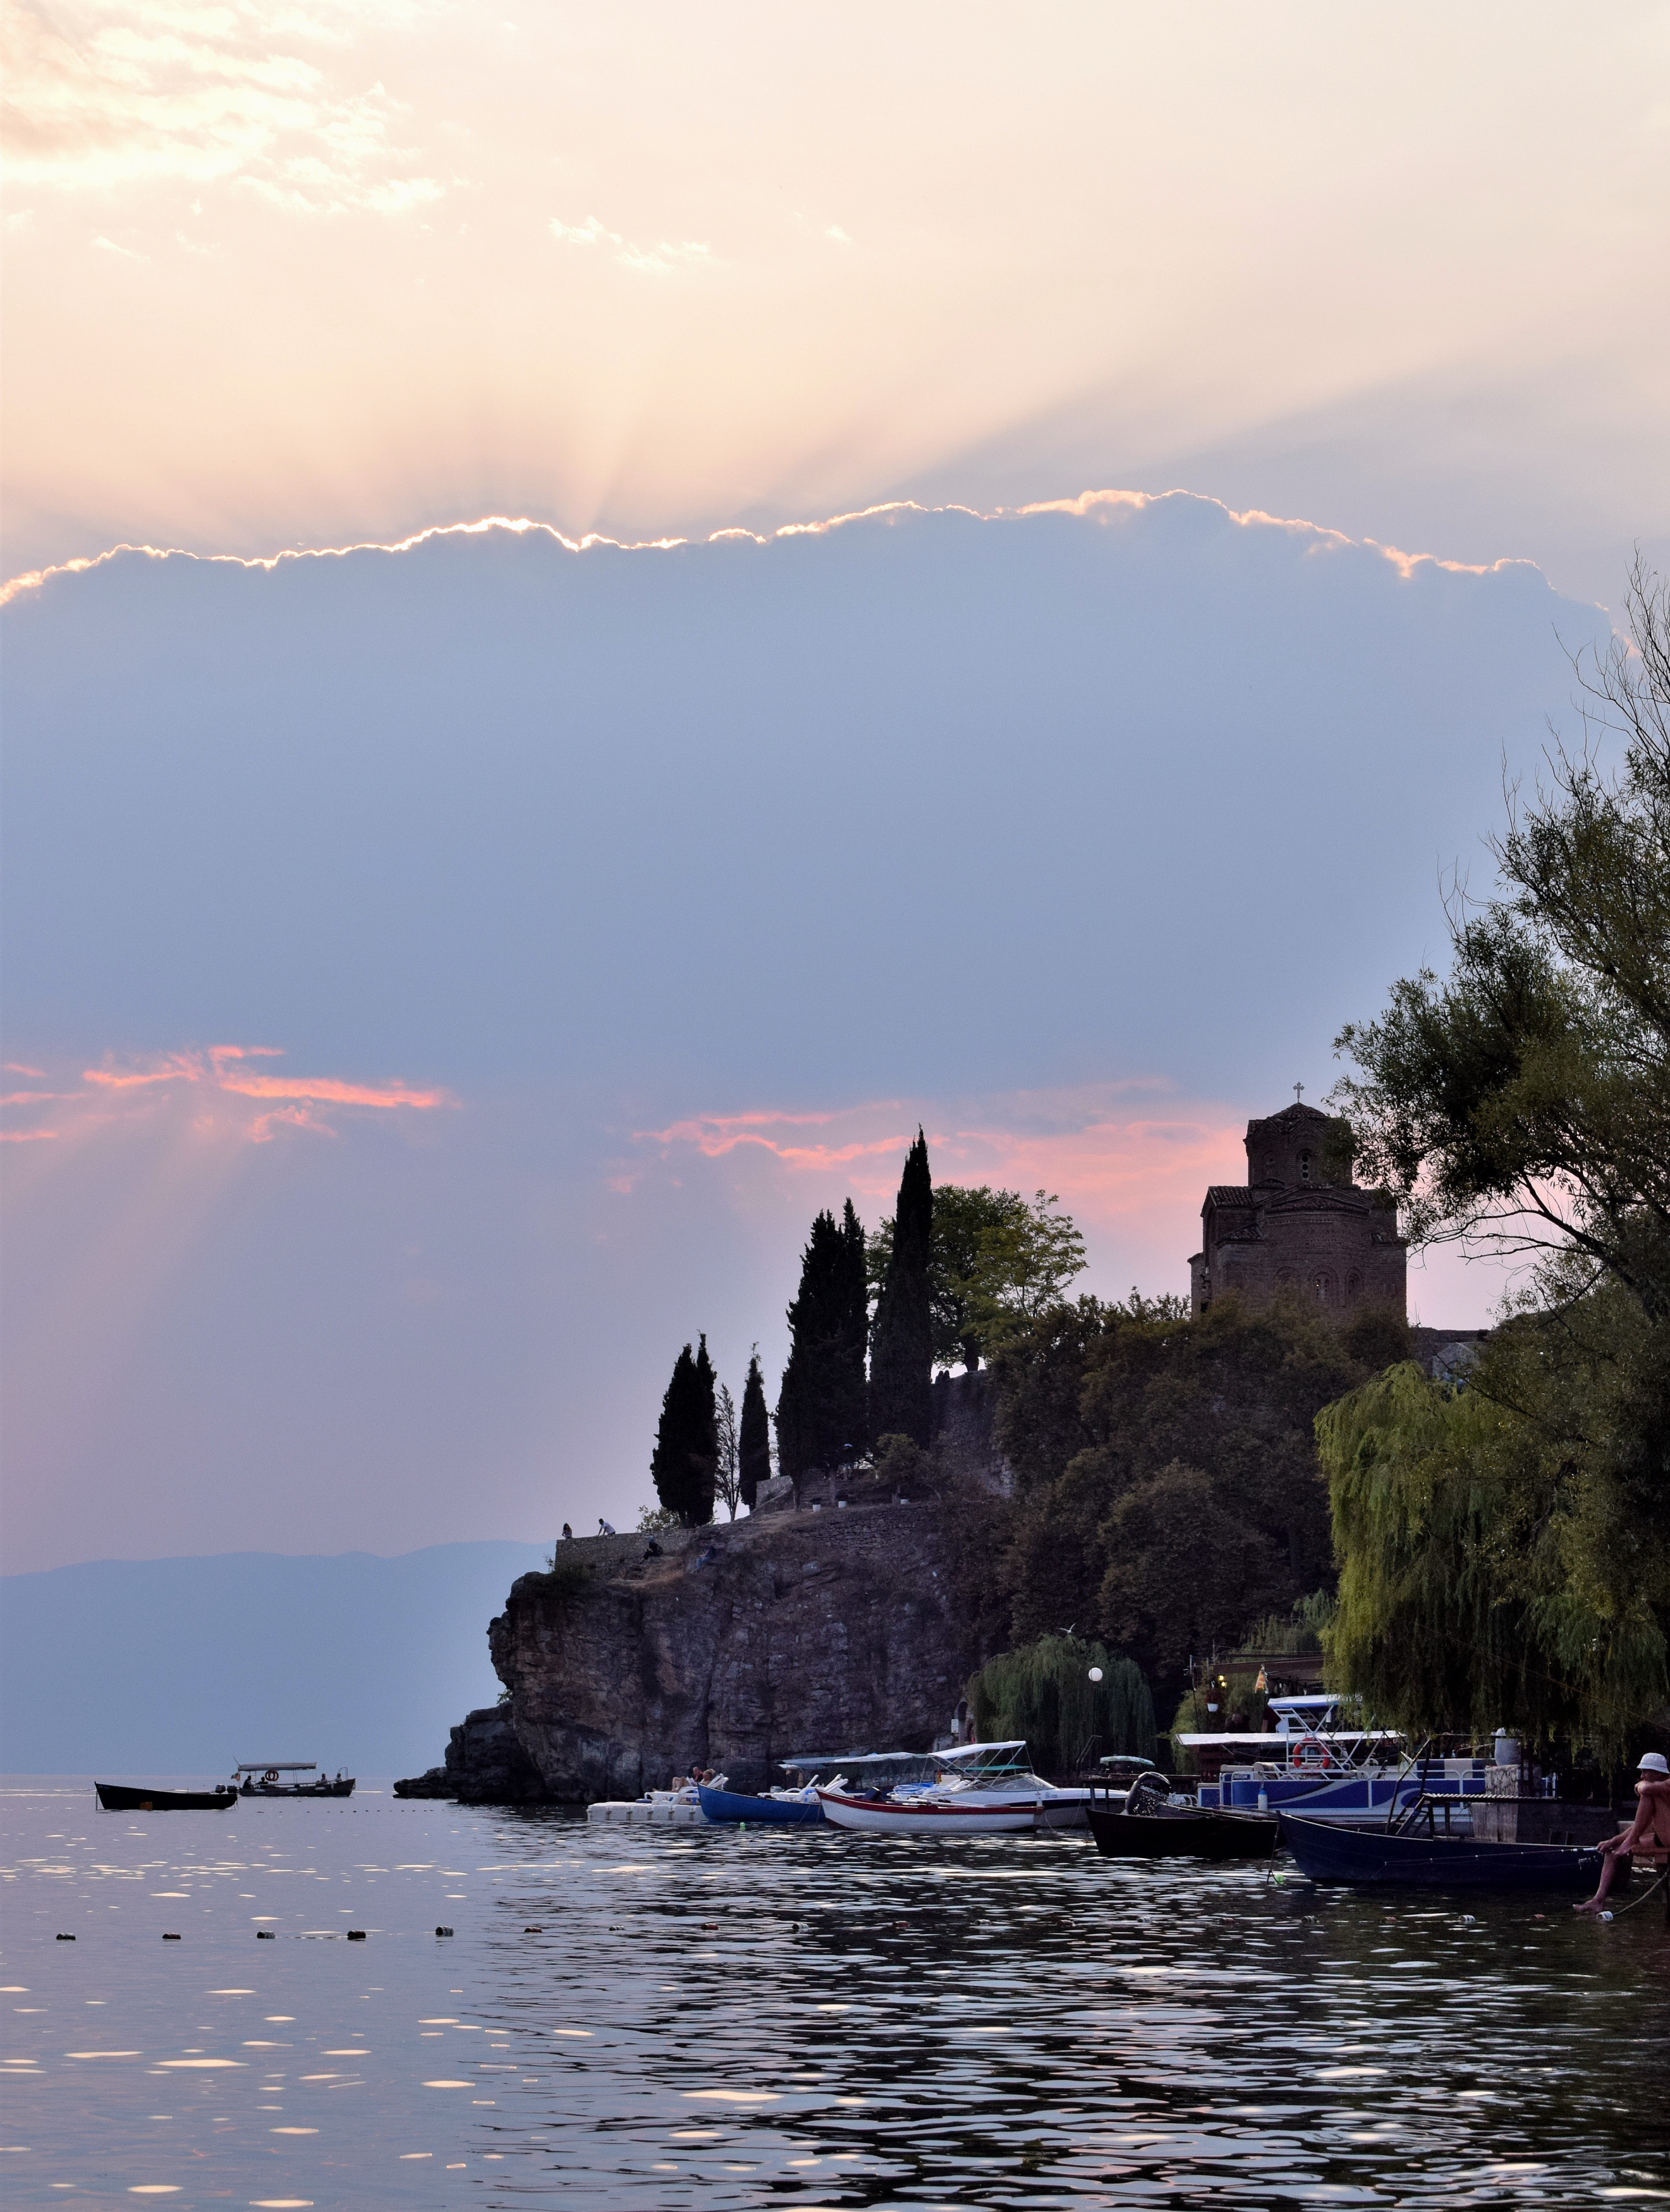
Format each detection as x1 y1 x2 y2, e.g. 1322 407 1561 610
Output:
435 1926 454 1938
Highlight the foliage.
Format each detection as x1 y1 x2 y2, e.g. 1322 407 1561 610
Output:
1319 1318 1669 1752
869 1130 934 1447
1333 559 1670 1319
959 1190 1088 1356
1243 1588 1336 1654
713 1383 741 1521
528 1553 594 1603
777 1205 871 1484
1325 563 1670 1749
873 1431 926 1489
649 1336 719 1526
965 1634 1156 1770
637 1502 681 1533
739 1347 772 1510
990 1293 1398 1693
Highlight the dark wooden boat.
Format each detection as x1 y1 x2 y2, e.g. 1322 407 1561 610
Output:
95 1782 237 1812
1087 1802 1277 1861
1277 1809 1602 1890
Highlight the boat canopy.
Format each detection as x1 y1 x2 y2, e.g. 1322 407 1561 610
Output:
1177 1729 1401 1747
935 1740 1035 1777
235 1762 317 1772
779 1750 936 1775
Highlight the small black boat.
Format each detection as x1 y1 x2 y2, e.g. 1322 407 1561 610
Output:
95 1782 238 1813
1087 1802 1277 1861
1278 1808 1602 1890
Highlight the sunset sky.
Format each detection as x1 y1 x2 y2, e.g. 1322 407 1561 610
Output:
3 3 1667 1571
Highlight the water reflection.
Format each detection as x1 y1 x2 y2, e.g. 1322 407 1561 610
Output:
2 1784 1666 2208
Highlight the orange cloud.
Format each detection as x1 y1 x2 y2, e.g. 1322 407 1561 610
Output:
9 1045 453 1150
631 1084 1245 1267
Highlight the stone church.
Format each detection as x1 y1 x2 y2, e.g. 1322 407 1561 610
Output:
1188 1098 1406 1320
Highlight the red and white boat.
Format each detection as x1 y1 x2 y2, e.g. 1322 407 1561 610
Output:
817 1739 1090 1835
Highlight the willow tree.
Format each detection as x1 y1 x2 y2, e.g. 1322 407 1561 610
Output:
965 1634 1156 1770
1318 1349 1666 1752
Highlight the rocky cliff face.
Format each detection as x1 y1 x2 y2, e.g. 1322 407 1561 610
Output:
391 1702 549 1803
488 1484 977 1801
395 1372 1009 1804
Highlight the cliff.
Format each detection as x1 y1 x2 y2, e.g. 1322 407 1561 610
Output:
395 1372 1009 1804
488 1486 974 1800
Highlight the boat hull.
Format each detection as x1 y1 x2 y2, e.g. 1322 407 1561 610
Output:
1087 1805 1277 1861
817 1789 1087 1835
697 1784 824 1825
240 1780 355 1797
95 1782 236 1812
1277 1811 1602 1890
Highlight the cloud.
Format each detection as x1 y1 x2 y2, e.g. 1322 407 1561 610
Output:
5 1045 451 1149
2 0 446 214
549 212 711 277
636 1085 1240 1246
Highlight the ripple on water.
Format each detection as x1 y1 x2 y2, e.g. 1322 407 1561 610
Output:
1 1782 1667 2205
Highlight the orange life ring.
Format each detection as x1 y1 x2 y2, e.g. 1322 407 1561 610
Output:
1294 1736 1332 1771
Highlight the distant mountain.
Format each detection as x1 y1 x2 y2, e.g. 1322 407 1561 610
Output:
0 1542 549 1778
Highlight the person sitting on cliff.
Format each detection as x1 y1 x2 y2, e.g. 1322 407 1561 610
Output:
643 1536 662 1559
1575 1753 1670 1914
561 1522 573 1540
598 1517 616 1536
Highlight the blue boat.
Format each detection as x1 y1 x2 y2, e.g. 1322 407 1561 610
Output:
1278 1809 1602 1891
697 1784 824 1825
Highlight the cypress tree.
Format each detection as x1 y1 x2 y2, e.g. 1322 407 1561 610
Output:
777 1206 870 1487
839 1199 871 1455
870 1129 934 1448
739 1347 772 1510
650 1338 719 1527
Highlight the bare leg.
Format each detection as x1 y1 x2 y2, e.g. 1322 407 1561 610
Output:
1575 1849 1630 1914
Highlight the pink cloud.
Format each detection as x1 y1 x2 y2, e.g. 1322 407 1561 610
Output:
628 1082 1246 1299
0 1127 58 1143
7 1045 453 1150
3 1063 47 1077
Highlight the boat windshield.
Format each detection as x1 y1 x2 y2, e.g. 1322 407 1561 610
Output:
779 1751 937 1787
932 1740 1037 1784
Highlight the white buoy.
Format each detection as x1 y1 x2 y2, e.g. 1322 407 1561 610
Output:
1087 1666 1104 1682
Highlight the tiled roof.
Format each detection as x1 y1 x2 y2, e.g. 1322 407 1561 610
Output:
1204 1184 1255 1206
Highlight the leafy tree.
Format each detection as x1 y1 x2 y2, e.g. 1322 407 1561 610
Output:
649 1338 719 1526
1327 561 1670 1746
869 1130 934 1446
777 1207 870 1486
965 1634 1156 1768
1334 557 1670 1317
989 1293 1391 1695
1319 1307 1668 1752
738 1347 772 1510
960 1189 1088 1356
713 1383 741 1521
869 1182 1094 1371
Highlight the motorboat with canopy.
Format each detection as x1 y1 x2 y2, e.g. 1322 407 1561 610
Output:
699 1750 939 1825
817 1740 1091 1835
1184 1696 1492 1830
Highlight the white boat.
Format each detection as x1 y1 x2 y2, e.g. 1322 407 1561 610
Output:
817 1740 1091 1835
587 1776 729 1826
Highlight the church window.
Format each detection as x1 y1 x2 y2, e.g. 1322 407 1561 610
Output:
1312 1270 1334 1304
1299 1150 1312 1183
1346 1271 1362 1304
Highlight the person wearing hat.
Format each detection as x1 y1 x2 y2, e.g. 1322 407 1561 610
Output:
1575 1751 1670 1914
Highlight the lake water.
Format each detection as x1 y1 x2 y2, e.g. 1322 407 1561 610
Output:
4 1778 1667 2209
